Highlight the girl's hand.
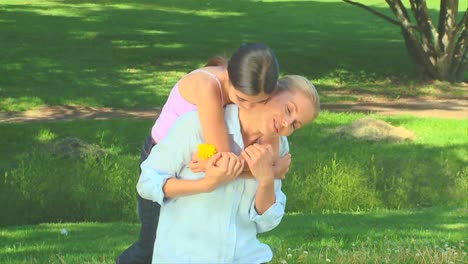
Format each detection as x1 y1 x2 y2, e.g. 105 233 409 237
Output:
241 144 275 185
204 152 244 191
273 153 291 179
189 153 209 173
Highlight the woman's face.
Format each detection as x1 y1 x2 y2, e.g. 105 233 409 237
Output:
257 89 316 137
228 87 270 110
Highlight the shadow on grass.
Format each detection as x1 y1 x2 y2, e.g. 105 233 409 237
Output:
266 208 467 247
0 222 133 262
0 115 466 226
284 115 467 212
2 0 466 111
0 208 466 262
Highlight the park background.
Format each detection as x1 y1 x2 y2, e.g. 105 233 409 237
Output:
0 0 467 263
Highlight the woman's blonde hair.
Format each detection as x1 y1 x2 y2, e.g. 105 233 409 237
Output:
276 75 320 119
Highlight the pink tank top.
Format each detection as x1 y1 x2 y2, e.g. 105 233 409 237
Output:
151 69 224 142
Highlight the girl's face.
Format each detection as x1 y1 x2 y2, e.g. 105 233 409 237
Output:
257 89 316 137
228 87 270 110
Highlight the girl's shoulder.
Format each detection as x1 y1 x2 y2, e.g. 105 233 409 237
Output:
182 67 223 86
178 67 225 104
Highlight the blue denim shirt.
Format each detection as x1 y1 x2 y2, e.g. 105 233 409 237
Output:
137 104 289 263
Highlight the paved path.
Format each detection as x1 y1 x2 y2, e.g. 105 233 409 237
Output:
322 98 467 119
0 98 466 123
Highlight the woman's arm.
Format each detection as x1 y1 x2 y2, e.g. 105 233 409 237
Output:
241 143 286 233
163 152 244 198
137 109 243 205
261 136 292 179
137 111 244 205
137 111 202 204
239 136 291 179
250 180 286 233
241 144 276 213
244 137 290 233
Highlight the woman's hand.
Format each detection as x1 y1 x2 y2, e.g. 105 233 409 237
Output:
203 152 244 191
189 153 208 173
273 153 291 179
241 144 275 185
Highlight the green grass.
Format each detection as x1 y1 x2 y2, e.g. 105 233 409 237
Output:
0 207 466 263
0 112 466 226
0 1 467 261
1 0 467 112
285 112 468 212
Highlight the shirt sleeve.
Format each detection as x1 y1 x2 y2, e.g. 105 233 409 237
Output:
249 136 289 233
137 111 201 206
278 136 289 157
249 180 286 233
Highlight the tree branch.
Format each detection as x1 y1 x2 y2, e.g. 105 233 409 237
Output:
342 0 400 26
452 15 468 79
385 0 420 32
409 0 438 53
456 8 467 32
438 0 458 50
386 0 438 75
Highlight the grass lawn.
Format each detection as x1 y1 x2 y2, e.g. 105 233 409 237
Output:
0 207 466 263
1 1 467 263
0 112 466 226
1 0 467 112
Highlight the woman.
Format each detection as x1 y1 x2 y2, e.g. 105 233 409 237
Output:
118 43 284 264
137 75 320 263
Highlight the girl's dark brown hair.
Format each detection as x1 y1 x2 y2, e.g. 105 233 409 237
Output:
227 43 279 95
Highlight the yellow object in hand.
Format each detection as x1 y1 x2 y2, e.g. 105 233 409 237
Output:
197 144 217 160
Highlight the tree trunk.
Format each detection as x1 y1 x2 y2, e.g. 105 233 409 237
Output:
437 0 459 80
343 0 468 82
386 0 439 77
451 10 468 81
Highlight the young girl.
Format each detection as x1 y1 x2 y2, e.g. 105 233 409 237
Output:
118 43 288 264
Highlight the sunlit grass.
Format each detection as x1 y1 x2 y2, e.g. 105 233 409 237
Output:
1 0 466 112
36 128 58 143
0 208 466 263
0 97 44 112
0 113 466 226
265 208 468 263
